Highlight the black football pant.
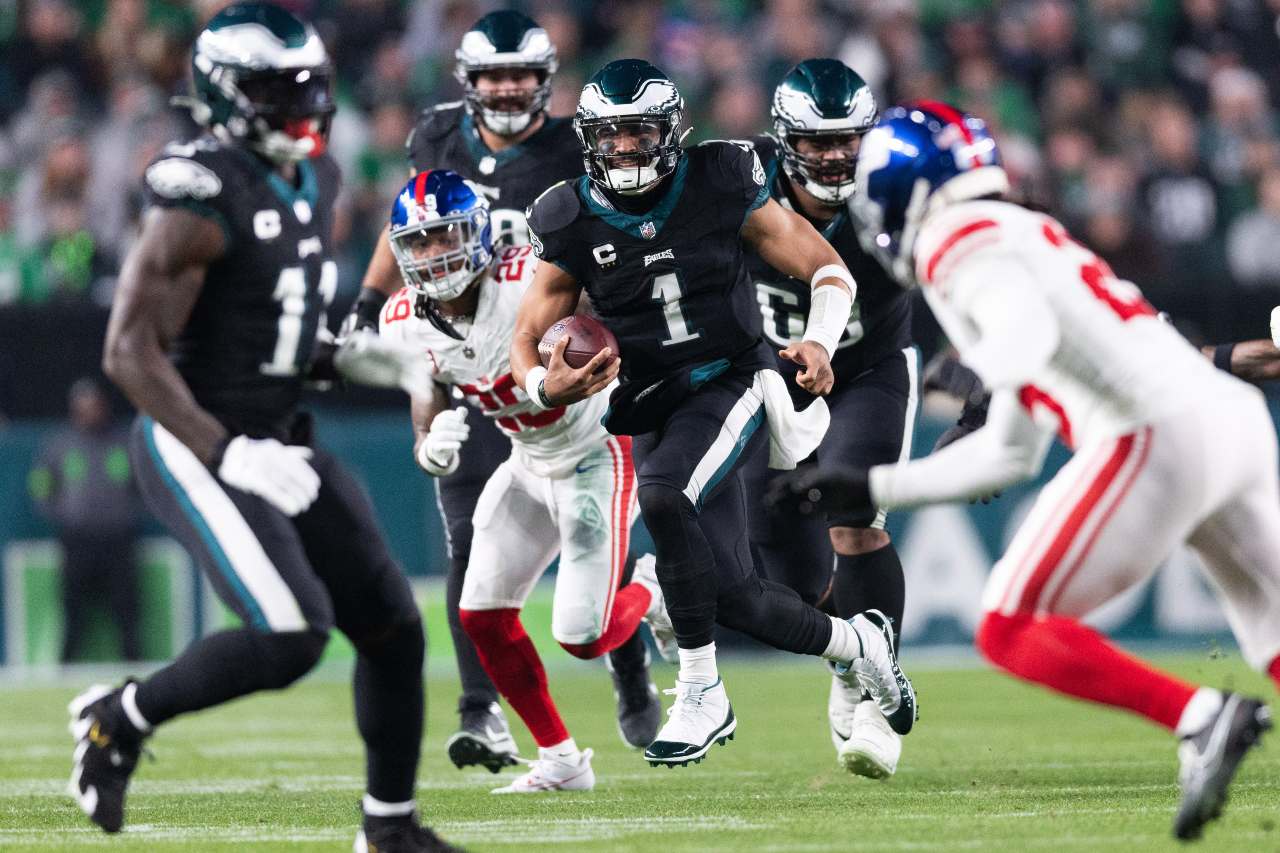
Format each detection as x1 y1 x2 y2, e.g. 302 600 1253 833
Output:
632 373 833 654
129 417 423 804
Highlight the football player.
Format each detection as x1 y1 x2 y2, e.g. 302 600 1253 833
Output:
741 58 914 779
511 59 918 767
770 103 1279 841
1203 307 1280 382
345 10 658 766
69 6 453 851
380 169 674 791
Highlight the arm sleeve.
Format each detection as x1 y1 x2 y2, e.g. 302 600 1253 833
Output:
945 253 1060 390
868 388 1055 509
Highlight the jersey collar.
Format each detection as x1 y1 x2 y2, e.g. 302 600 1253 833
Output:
774 169 845 241
461 111 553 172
576 156 689 241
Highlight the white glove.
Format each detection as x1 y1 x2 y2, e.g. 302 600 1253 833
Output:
218 436 321 516
417 406 470 476
1270 306 1280 348
334 328 434 398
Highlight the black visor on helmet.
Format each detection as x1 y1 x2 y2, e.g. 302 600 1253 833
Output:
237 65 336 125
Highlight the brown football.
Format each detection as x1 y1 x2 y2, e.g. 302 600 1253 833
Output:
538 314 619 370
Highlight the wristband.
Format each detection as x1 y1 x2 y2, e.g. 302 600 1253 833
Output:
351 288 389 333
802 280 854 359
524 366 553 410
1212 342 1236 374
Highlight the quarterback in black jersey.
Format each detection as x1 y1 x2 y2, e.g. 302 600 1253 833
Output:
70 6 454 851
348 10 658 769
513 60 917 768
743 59 915 779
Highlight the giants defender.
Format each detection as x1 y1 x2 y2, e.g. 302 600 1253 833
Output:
772 104 1278 840
378 170 673 791
346 11 655 762
511 60 917 767
70 6 453 852
742 59 915 778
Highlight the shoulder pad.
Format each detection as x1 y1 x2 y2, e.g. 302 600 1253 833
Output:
526 180 581 234
407 102 465 149
750 134 781 163
144 152 225 201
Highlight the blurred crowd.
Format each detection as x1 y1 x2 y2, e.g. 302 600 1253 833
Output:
2 0 1280 343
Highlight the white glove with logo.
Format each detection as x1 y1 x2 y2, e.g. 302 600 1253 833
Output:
218 436 321 516
417 406 470 476
334 328 434 399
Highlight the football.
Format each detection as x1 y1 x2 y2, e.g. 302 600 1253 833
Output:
538 314 619 370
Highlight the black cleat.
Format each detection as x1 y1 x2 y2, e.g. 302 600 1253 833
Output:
1174 694 1271 841
606 649 661 749
355 811 464 852
445 701 518 773
67 682 147 833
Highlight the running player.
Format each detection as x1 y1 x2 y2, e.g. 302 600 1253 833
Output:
511 59 917 767
741 58 913 779
378 169 673 792
345 10 657 764
69 5 453 851
770 102 1278 841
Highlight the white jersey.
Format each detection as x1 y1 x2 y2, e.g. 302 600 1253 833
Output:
915 200 1233 449
379 244 612 478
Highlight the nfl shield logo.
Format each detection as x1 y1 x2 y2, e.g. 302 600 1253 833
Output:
639 221 657 240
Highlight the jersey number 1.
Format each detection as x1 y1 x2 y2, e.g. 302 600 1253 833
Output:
651 272 701 347
261 260 338 376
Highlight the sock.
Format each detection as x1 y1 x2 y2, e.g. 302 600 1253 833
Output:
459 608 570 748
833 544 905 649
821 616 862 664
446 553 499 709
976 611 1198 731
362 794 415 818
558 583 652 660
540 737 579 759
120 681 151 735
353 619 424 805
1175 687 1225 737
677 642 718 684
1269 655 1280 692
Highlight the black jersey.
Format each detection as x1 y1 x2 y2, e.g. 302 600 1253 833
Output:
406 103 582 247
142 137 341 439
746 135 911 381
527 141 772 385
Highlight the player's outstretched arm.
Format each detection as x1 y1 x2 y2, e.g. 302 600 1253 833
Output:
338 225 402 338
742 198 854 395
1202 338 1280 383
103 207 229 465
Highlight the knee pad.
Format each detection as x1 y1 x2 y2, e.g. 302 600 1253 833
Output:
254 627 328 690
637 483 693 530
352 615 426 673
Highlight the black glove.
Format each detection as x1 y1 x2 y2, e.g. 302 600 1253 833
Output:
933 391 1001 504
765 465 873 518
338 287 390 341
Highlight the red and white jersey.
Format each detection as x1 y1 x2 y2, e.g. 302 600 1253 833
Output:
915 200 1233 449
379 244 612 478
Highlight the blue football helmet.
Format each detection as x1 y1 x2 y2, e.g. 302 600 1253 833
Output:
389 169 493 302
851 101 1009 286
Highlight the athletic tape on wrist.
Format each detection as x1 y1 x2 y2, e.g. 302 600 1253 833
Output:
802 279 854 359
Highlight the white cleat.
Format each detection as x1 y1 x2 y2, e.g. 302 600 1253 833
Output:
827 664 859 751
644 678 736 767
632 554 678 663
491 747 595 794
836 609 917 735
839 699 901 779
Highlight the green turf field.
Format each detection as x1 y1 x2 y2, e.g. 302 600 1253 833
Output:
1 650 1276 852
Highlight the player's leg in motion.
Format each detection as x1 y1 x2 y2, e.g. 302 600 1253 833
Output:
69 420 335 834
549 435 665 749
822 348 918 778
457 459 595 793
435 409 518 771
285 449 443 852
974 395 1276 840
634 375 917 767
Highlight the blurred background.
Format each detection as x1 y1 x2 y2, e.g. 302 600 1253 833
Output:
1 0 1278 667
